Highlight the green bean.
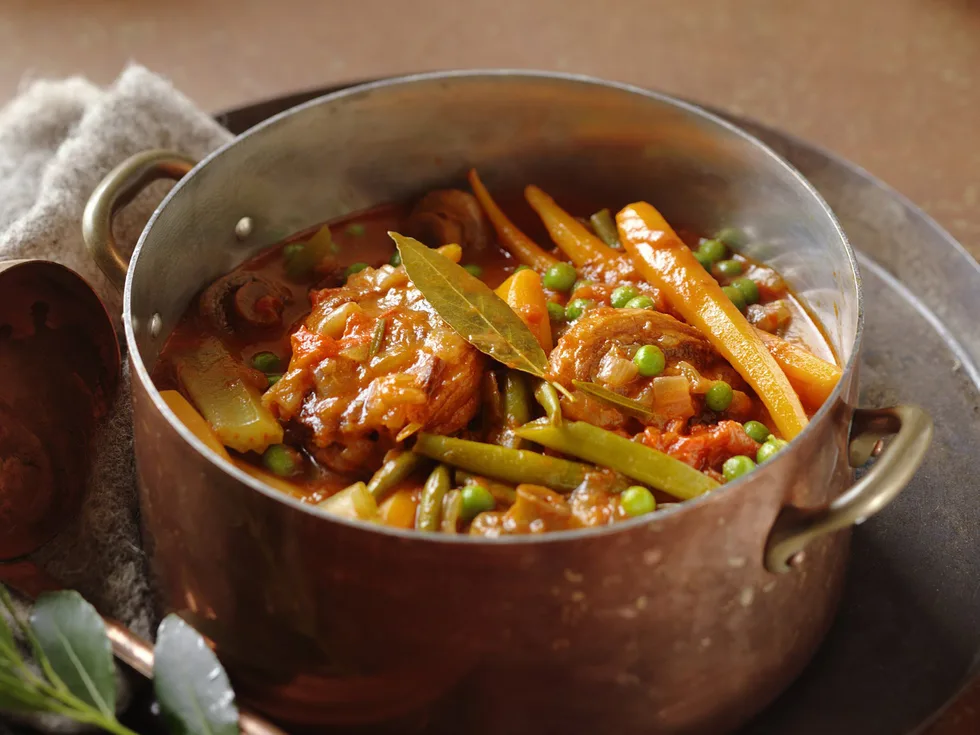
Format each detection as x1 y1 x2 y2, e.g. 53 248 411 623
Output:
367 450 427 500
413 434 589 492
441 489 463 533
533 380 563 426
589 208 621 248
482 371 505 434
455 471 518 505
514 420 719 500
417 464 452 532
499 371 532 449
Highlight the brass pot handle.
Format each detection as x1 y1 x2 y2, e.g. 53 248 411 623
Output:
82 149 197 290
765 404 933 574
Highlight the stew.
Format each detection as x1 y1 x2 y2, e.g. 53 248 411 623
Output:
153 171 841 536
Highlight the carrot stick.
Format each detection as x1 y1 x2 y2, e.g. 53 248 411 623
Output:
754 327 841 410
525 185 621 268
617 202 809 439
495 267 553 351
467 169 558 270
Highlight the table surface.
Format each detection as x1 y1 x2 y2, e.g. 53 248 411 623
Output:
1 0 977 731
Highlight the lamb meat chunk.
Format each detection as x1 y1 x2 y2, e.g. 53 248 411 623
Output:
263 263 485 474
549 307 734 428
405 189 492 253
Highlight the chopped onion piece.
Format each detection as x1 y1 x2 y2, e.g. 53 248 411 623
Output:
652 375 695 419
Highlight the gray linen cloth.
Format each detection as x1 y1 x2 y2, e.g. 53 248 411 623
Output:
0 65 232 731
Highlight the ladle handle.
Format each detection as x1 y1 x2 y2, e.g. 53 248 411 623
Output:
82 149 197 290
765 404 933 573
2 564 286 735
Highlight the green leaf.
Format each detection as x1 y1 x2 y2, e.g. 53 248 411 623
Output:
392 232 551 380
29 591 116 716
572 380 657 420
154 615 239 735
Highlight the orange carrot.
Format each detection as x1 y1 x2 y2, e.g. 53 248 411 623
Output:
495 268 553 351
379 488 419 529
617 202 808 439
754 328 841 410
467 169 558 270
525 185 622 268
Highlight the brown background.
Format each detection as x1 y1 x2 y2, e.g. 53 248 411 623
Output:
2 0 978 258
1 0 977 731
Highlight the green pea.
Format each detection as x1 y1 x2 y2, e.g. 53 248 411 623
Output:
715 259 743 278
267 373 283 388
514 264 531 273
547 301 567 323
610 285 639 308
694 251 714 271
572 278 593 292
463 264 483 278
757 437 789 464
621 485 656 516
565 298 593 321
624 295 656 310
283 242 305 262
722 455 756 481
742 420 772 444
460 483 495 521
697 238 727 263
715 227 747 248
732 277 760 305
722 285 747 312
389 251 402 267
262 444 302 477
543 262 578 292
250 351 281 373
346 223 366 237
633 345 666 377
345 262 369 280
705 381 734 412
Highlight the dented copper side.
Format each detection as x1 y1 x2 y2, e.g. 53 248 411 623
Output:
0 260 119 561
84 72 932 734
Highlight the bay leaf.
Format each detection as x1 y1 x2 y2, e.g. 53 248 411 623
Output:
29 591 116 717
572 380 656 420
154 615 239 735
391 233 550 380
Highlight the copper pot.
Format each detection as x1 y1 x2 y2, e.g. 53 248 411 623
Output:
82 71 932 734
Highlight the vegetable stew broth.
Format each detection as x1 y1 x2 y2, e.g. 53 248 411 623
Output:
154 175 841 535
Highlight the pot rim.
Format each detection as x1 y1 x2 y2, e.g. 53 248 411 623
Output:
124 69 864 545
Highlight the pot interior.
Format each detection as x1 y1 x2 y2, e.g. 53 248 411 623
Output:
127 71 860 377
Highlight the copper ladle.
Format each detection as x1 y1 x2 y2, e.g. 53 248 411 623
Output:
0 259 285 735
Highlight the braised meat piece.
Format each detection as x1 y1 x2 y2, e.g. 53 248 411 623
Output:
549 307 745 428
405 189 492 253
263 261 485 474
550 308 716 383
199 272 291 335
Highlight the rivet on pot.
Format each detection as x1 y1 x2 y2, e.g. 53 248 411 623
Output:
131 315 140 334
148 313 163 338
235 217 253 240
788 550 806 568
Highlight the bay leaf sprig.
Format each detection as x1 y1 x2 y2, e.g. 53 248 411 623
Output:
572 380 656 420
391 233 571 397
0 584 242 735
0 585 136 735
